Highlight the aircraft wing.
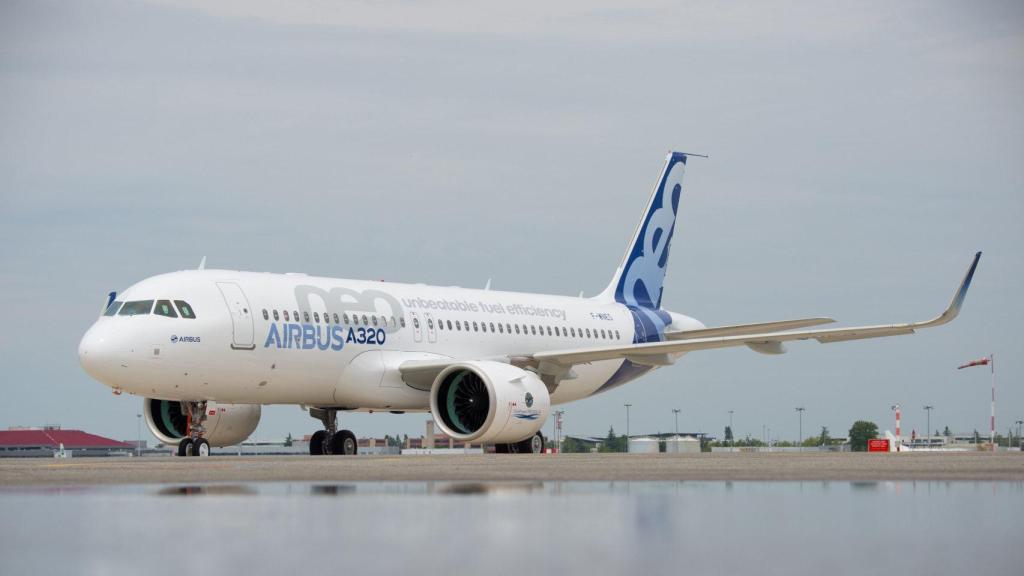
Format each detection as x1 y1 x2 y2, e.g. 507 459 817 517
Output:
532 252 980 367
400 252 979 386
664 317 835 340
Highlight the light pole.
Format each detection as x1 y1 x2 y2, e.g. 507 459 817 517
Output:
553 410 565 453
923 405 933 447
624 403 632 444
795 407 805 451
672 408 680 438
1015 420 1022 450
136 413 142 457
728 410 734 446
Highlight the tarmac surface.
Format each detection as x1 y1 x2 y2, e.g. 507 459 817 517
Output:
2 451 1022 485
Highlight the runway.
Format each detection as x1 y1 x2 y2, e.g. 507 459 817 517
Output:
2 452 1021 485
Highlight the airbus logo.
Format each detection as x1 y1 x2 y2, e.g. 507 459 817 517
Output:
171 335 201 343
170 335 178 343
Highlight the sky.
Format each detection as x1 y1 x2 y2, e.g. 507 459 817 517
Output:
1 0 1022 445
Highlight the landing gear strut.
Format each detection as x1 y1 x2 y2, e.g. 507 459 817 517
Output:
308 408 358 456
176 401 210 457
496 432 545 454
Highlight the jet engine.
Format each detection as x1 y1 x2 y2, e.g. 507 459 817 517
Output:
429 361 550 444
144 399 261 447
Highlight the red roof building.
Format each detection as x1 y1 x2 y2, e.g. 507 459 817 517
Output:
0 427 131 456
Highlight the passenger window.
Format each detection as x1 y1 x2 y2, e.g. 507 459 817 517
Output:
333 313 340 324
315 312 321 323
490 323 495 332
390 316 396 327
413 318 420 329
601 329 606 339
353 315 360 325
437 319 443 330
506 324 511 333
154 300 178 318
173 301 196 319
273 310 280 321
515 324 520 334
546 326 552 336
454 320 460 331
283 310 290 321
472 322 478 332
303 311 310 323
293 311 299 323
530 326 536 335
343 313 350 324
428 318 434 329
361 315 368 325
103 301 123 316
400 317 406 328
119 300 154 316
372 316 379 326
615 330 621 340
498 323 504 333
586 329 591 338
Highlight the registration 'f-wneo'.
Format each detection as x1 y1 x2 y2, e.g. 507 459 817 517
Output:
78 152 981 457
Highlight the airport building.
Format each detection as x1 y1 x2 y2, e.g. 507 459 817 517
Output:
0 426 133 457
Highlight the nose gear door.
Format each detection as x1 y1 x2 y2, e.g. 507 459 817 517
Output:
216 282 255 350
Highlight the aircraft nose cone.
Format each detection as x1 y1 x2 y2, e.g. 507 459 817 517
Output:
78 323 116 383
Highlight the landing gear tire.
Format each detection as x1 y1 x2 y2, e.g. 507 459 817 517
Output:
310 430 327 455
192 438 210 457
510 432 544 454
331 430 358 455
177 438 193 457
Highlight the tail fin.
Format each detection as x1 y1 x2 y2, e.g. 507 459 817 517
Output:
597 151 690 308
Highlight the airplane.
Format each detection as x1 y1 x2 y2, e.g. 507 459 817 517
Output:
78 151 981 457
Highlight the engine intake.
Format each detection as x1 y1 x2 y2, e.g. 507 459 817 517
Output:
430 361 550 444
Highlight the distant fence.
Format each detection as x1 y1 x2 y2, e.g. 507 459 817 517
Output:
711 446 850 453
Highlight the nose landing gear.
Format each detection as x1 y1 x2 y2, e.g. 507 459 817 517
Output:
308 407 358 456
175 401 211 457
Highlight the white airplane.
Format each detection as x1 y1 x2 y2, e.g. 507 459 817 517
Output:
78 152 981 457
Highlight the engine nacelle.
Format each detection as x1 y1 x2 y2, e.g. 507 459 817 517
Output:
144 399 261 447
429 361 550 444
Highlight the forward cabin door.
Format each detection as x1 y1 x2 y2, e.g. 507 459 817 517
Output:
216 282 255 350
424 312 438 343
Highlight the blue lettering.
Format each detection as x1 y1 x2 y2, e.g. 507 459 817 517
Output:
289 324 302 349
302 324 315 349
346 327 356 343
377 328 386 345
315 325 331 351
264 323 281 348
330 325 345 351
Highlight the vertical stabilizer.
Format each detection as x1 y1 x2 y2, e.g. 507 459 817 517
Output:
596 151 690 309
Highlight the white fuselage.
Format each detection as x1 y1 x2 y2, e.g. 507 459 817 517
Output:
78 269 703 410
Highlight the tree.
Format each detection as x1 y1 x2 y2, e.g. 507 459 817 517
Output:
284 433 293 447
819 426 831 446
561 437 590 453
848 420 879 452
599 426 627 453
943 426 952 437
724 426 734 444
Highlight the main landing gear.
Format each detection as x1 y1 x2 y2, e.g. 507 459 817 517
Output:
176 400 211 457
308 407 358 456
495 432 545 454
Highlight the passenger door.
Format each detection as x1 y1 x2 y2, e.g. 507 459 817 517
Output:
425 312 437 343
409 311 423 343
216 282 255 350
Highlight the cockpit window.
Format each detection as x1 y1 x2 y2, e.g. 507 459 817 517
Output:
103 301 123 316
119 300 154 316
154 300 178 318
174 300 196 319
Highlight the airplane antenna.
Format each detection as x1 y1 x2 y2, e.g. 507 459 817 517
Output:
678 151 709 159
484 278 492 291
198 256 206 270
